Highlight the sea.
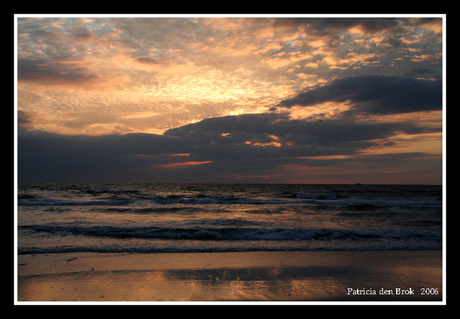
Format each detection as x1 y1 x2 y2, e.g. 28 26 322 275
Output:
17 183 443 255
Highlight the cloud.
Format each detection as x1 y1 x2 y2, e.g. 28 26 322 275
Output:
17 111 42 135
278 151 441 184
17 18 443 137
17 110 33 126
404 67 437 77
408 18 443 33
165 112 439 155
156 161 213 168
73 29 96 43
18 111 441 183
16 17 443 184
277 75 442 115
271 18 404 36
18 58 99 85
17 131 190 182
135 57 164 65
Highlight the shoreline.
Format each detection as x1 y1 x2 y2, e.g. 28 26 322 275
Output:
17 250 443 303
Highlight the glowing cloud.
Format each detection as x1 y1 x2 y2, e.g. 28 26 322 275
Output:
156 161 213 168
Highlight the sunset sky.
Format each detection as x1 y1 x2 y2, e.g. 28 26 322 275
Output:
16 15 444 184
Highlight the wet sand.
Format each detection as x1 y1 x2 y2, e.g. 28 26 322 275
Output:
17 250 443 303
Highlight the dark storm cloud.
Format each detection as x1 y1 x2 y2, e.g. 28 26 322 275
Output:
17 131 191 182
277 75 442 115
165 113 439 154
18 111 440 183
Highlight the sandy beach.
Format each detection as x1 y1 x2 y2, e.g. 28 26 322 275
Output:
17 250 443 303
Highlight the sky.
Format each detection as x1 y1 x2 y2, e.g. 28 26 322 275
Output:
16 15 444 184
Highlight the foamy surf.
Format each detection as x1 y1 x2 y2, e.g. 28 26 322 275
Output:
17 183 442 255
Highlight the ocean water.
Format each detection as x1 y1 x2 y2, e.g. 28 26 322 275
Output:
17 183 442 255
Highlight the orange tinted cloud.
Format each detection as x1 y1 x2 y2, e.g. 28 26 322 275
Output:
18 17 443 137
156 161 213 168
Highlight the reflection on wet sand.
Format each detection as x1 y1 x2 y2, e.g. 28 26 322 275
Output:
18 267 345 301
18 264 442 301
17 251 443 302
